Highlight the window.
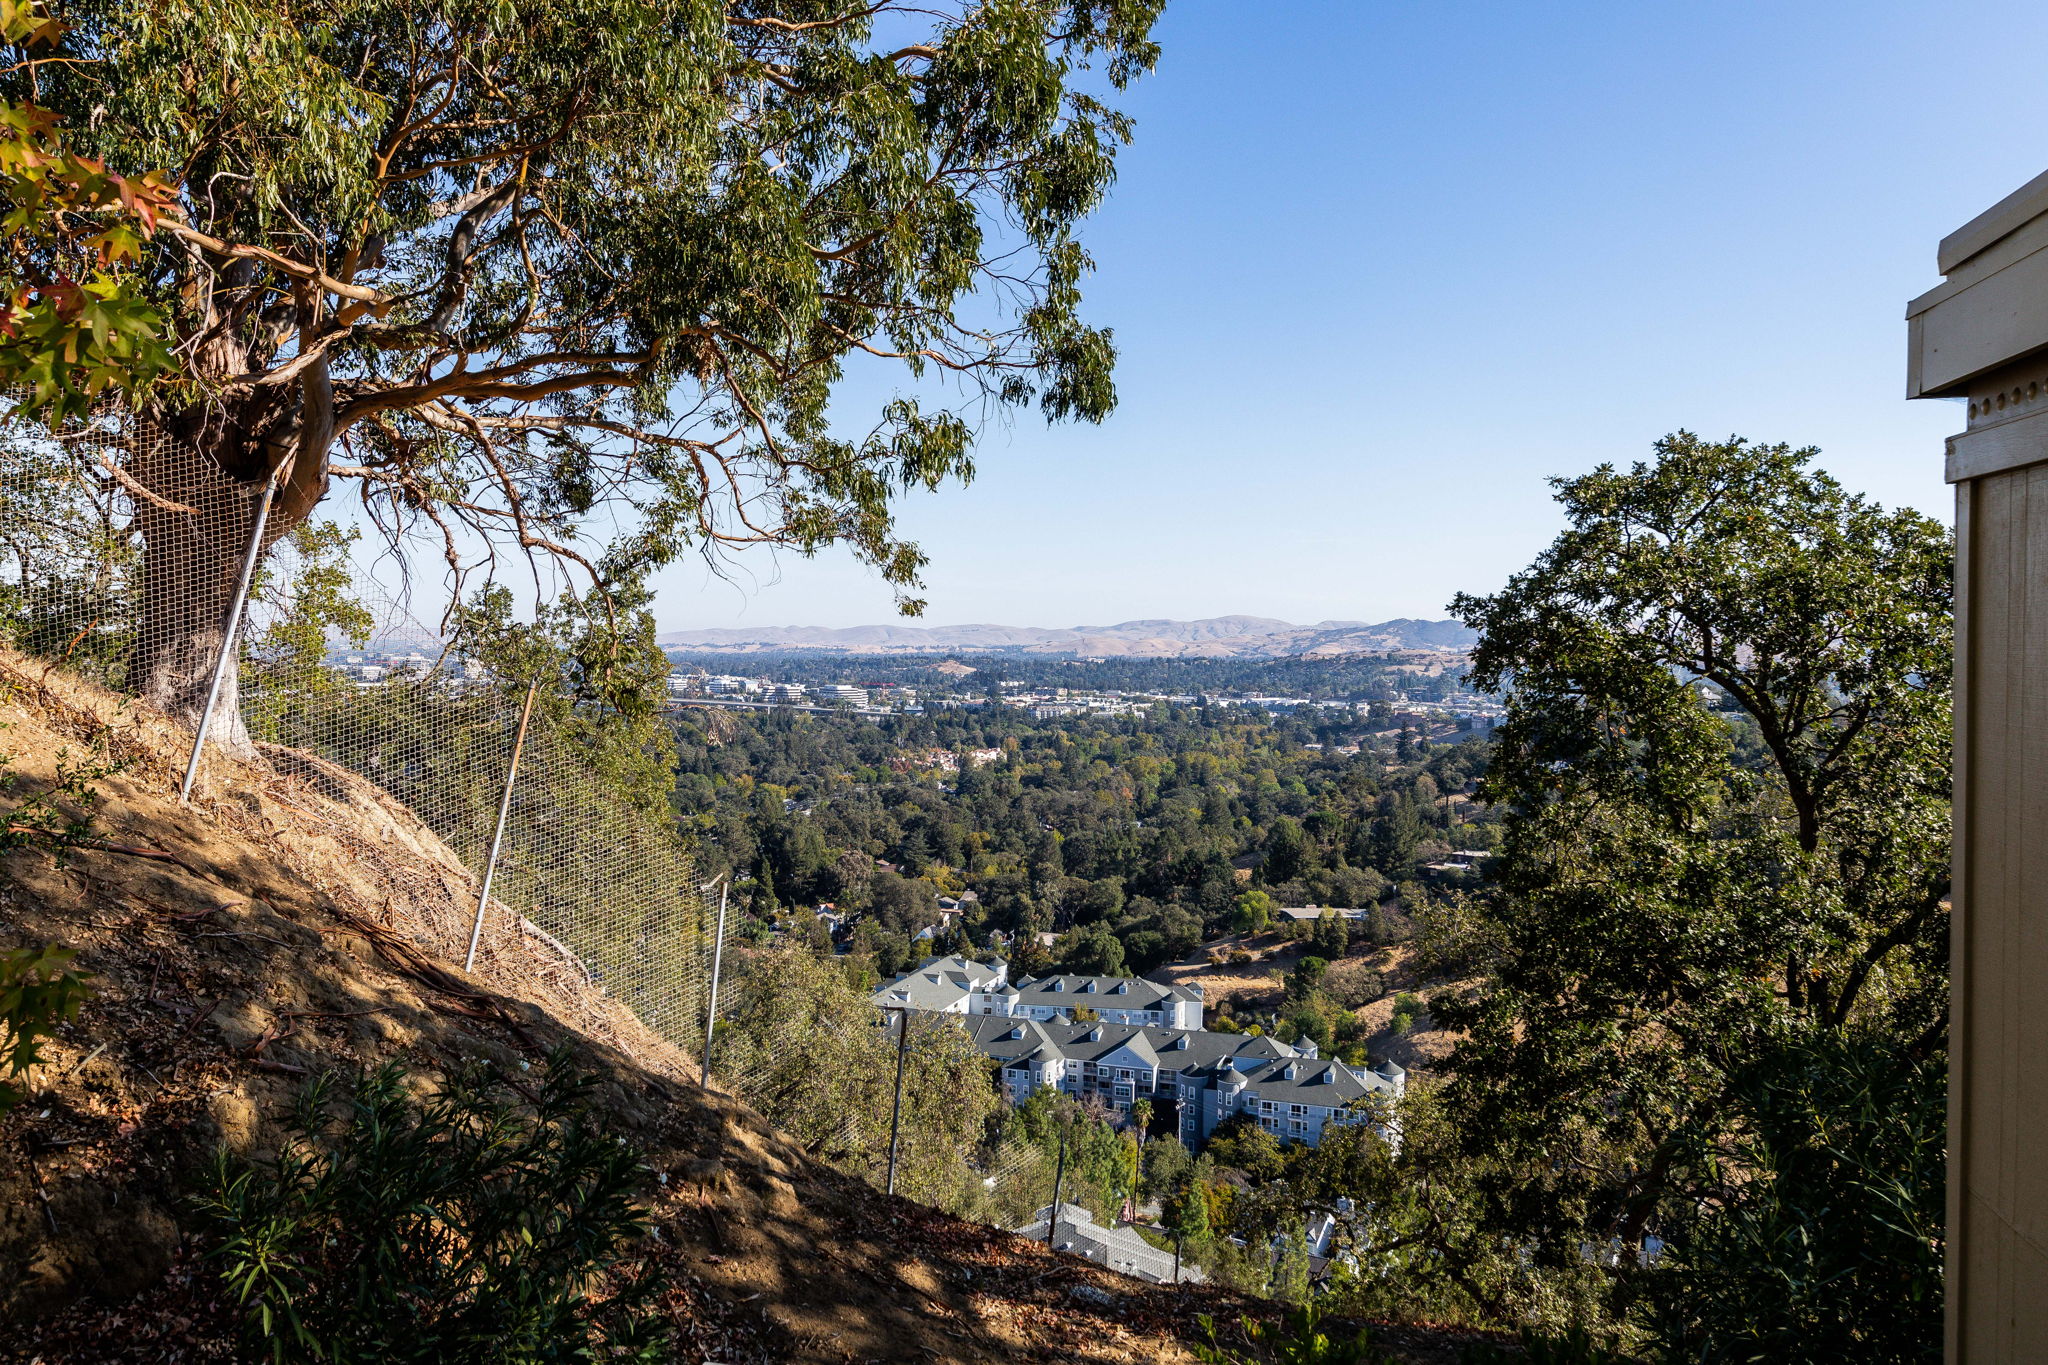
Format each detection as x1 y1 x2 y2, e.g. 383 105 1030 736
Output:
1290 1104 1307 1116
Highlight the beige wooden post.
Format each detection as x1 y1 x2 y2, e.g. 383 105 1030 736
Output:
1909 169 2048 1363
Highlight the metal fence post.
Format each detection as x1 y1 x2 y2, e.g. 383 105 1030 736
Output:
1047 1121 1069 1247
464 680 539 974
179 471 279 804
700 879 730 1088
885 1004 911 1195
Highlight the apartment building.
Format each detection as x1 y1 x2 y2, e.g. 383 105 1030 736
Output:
870 957 1205 1030
966 1016 1404 1150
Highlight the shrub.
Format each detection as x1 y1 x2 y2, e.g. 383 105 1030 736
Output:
1643 1035 1944 1364
1458 1327 1636 1363
0 718 129 862
1195 1302 1392 1364
1330 968 1384 1011
196 1055 668 1364
0 942 91 1112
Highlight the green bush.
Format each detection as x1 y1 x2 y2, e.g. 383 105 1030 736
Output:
0 724 127 861
1643 1035 1944 1364
196 1056 669 1364
0 942 91 1112
1458 1327 1637 1363
1195 1302 1391 1365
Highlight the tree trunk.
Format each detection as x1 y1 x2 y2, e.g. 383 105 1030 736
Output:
110 265 339 765
126 435 271 760
125 378 329 763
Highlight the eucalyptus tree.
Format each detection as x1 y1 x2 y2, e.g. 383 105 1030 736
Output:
18 0 1162 743
1442 434 1952 1323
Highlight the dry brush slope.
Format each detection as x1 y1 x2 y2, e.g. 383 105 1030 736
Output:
0 653 1499 1364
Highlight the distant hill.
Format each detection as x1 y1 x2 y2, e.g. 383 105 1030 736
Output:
655 615 1477 658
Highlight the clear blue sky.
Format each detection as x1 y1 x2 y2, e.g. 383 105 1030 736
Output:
652 0 2048 633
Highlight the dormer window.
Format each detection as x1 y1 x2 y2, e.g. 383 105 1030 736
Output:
1284 1063 1298 1080
1081 981 1096 993
1049 981 1063 992
1112 982 1128 994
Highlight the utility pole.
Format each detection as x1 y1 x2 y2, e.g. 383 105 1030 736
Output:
1046 1119 1069 1248
884 1005 911 1195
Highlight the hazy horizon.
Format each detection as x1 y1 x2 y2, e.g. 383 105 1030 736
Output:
655 612 1463 632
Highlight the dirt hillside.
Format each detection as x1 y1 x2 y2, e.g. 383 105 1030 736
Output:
0 653 1503 1363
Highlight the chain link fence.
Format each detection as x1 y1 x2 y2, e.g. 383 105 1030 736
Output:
2 412 1187 1278
0 414 716 1069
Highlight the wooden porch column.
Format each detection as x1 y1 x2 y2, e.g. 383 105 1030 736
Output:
1909 169 2048 1363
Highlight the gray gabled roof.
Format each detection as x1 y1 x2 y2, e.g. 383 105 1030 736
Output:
870 954 1007 1011
1011 1204 1185 1282
964 1017 1297 1072
978 1020 1058 1066
1232 1056 1399 1107
914 953 1005 986
1008 974 1180 1010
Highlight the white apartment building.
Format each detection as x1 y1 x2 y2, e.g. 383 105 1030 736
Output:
969 1016 1406 1151
870 957 1204 1029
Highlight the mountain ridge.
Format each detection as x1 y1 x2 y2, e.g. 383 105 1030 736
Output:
655 615 1475 658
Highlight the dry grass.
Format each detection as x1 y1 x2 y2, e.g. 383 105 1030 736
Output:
0 651 1512 1363
1147 933 1469 1072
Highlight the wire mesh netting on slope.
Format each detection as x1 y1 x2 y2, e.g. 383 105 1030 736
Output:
2 414 1171 1262
0 416 715 1065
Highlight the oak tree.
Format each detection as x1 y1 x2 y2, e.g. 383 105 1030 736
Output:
1442 434 1951 1311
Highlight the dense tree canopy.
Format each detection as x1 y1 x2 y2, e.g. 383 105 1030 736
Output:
667 686 1494 977
1436 434 1951 1350
10 0 1165 737
33 0 1162 577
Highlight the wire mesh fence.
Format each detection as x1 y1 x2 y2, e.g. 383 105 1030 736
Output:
2 411 1183 1272
0 413 716 1068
